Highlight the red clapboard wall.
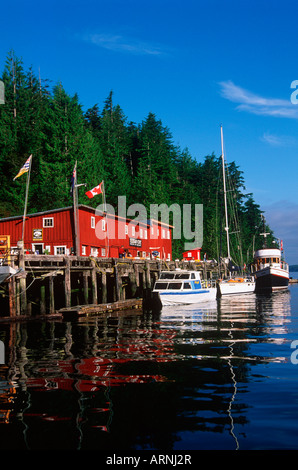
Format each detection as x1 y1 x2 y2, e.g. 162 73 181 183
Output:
0 205 173 260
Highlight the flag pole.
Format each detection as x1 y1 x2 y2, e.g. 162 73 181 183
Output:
102 180 109 257
21 155 32 242
72 161 80 256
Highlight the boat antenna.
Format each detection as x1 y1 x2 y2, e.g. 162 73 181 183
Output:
260 215 270 248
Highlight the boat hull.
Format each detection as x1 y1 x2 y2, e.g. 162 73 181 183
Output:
255 266 289 292
158 288 217 306
218 279 255 296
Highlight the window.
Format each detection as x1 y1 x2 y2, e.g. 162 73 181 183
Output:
160 272 175 279
140 229 143 238
54 246 66 255
155 282 168 290
132 226 136 236
102 219 106 231
43 217 54 227
162 229 165 239
144 230 147 239
82 246 86 255
125 225 128 235
183 282 192 289
91 216 95 229
175 273 190 279
91 247 98 257
168 282 182 290
101 248 106 257
167 230 170 239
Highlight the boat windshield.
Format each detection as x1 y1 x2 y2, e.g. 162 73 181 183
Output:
160 273 175 279
175 273 190 279
160 272 192 280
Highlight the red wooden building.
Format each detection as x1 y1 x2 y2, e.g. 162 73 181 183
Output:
0 204 173 260
182 248 202 261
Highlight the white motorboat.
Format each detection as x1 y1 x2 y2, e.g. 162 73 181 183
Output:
0 265 17 284
217 276 255 296
253 248 289 292
152 270 217 306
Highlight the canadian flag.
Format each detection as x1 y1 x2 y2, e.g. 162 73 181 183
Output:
85 181 103 199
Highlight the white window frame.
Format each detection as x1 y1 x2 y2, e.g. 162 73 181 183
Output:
101 247 106 257
54 245 67 255
125 224 128 235
43 217 54 228
132 225 136 236
91 216 95 229
82 245 86 256
90 246 98 257
102 219 106 231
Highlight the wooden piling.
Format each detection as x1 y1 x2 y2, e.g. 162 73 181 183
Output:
49 275 55 314
40 284 46 315
64 257 71 308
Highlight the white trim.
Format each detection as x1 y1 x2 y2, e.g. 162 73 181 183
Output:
43 217 54 228
54 245 67 255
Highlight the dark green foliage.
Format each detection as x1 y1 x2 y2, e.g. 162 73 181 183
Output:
0 52 269 260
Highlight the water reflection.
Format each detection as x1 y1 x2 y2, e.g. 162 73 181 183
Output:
0 288 294 450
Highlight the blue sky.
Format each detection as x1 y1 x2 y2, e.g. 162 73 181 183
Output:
1 0 298 263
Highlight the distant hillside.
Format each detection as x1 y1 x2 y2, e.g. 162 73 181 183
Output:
290 265 298 272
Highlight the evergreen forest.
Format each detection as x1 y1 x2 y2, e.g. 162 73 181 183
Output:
0 52 274 262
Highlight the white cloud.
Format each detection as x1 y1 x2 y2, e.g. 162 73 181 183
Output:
261 132 298 147
219 80 298 119
84 33 165 56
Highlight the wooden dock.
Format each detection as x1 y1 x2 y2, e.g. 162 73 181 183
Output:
0 249 218 321
59 298 142 318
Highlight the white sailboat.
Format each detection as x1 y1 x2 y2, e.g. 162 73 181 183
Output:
217 126 255 296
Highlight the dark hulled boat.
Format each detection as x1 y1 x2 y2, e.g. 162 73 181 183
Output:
253 248 289 292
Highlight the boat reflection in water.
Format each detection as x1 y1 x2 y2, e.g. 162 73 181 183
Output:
0 287 294 450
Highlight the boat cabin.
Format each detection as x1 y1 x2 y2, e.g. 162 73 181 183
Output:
254 249 288 272
153 270 203 292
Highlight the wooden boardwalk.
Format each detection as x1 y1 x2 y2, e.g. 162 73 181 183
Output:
0 251 218 320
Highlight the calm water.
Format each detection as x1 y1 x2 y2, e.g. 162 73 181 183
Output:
1 283 298 451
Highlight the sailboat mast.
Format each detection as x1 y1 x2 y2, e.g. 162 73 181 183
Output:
221 125 230 259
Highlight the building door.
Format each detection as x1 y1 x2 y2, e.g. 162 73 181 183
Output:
32 243 44 254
